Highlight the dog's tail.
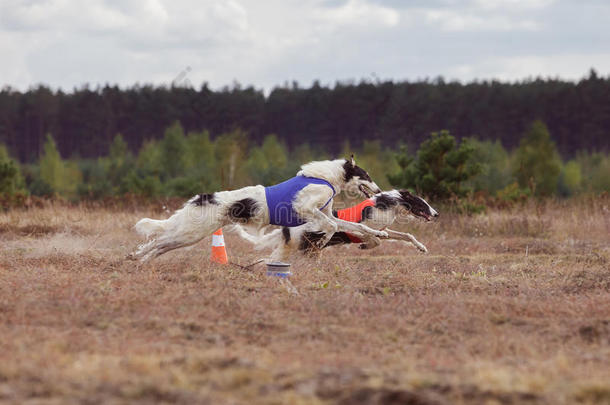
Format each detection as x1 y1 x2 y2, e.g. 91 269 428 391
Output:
229 224 283 251
134 218 168 239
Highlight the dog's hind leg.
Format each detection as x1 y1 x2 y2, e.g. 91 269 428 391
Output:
357 235 382 250
384 228 428 253
139 239 185 261
269 244 291 262
132 202 227 261
132 236 186 262
143 217 226 261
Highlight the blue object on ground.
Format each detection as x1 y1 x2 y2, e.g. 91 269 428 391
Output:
266 262 291 278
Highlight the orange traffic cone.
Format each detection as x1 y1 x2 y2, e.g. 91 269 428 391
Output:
211 229 228 264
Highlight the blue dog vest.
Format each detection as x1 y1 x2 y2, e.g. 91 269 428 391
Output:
265 176 336 227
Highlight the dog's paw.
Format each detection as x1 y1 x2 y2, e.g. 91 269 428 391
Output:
376 230 389 238
359 240 377 249
416 244 428 253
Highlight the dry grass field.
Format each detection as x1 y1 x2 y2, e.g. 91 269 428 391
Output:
1 197 609 404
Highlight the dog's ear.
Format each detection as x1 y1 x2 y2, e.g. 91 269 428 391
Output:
350 154 355 167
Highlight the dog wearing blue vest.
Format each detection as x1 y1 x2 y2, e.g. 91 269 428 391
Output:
130 156 386 261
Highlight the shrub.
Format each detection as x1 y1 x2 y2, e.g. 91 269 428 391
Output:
389 130 480 200
513 121 561 196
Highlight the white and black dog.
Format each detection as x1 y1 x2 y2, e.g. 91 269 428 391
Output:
233 189 438 261
130 157 388 261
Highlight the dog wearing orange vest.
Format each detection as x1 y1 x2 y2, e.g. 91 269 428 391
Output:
233 189 438 261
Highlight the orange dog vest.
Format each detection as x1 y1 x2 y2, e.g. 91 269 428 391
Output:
335 199 375 243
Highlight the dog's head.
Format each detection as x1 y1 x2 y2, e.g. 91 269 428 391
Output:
343 155 381 198
397 190 439 221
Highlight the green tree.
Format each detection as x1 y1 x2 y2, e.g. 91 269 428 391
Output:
389 130 480 200
262 135 288 169
558 160 582 196
214 129 249 189
136 140 162 176
39 134 64 193
159 122 188 180
76 158 112 198
121 172 162 197
514 121 562 196
589 156 610 193
185 130 215 171
466 138 513 195
246 135 290 185
576 152 610 193
172 130 221 195
105 134 135 193
246 146 267 183
286 143 319 178
355 140 398 190
0 145 25 195
38 134 81 196
291 143 315 166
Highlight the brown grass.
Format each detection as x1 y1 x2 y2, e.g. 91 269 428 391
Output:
0 198 609 404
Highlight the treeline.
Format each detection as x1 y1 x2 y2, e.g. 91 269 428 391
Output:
1 71 609 163
0 122 396 202
0 120 608 209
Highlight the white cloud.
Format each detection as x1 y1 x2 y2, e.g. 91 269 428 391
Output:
424 9 539 31
473 0 555 11
314 0 400 28
0 0 249 46
0 31 33 86
0 0 132 32
0 0 608 92
0 0 254 89
449 53 610 82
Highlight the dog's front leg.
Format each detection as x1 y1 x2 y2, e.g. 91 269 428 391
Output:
384 228 428 253
332 217 388 239
307 209 339 248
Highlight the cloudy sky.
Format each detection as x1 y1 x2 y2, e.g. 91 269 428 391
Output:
1 0 609 92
